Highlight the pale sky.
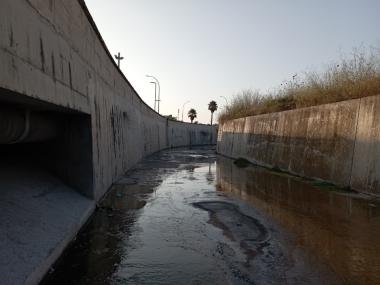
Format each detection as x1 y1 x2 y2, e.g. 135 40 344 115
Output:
85 0 380 123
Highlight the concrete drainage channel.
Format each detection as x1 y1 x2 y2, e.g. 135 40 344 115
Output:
0 91 217 284
0 101 95 285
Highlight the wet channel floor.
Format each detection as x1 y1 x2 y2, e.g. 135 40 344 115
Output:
43 147 380 285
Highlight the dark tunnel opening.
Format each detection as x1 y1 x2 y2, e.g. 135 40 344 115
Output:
0 90 94 198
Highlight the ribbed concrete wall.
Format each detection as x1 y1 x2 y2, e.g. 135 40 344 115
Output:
0 0 216 200
217 94 380 195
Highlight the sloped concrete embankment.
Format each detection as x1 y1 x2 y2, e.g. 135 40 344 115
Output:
217 94 380 195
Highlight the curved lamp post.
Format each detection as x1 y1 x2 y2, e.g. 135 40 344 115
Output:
149 81 157 110
146 75 161 113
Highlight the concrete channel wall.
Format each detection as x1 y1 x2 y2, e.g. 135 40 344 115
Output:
217 94 380 195
0 0 216 200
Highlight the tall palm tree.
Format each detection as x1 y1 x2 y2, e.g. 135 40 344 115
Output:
188 108 197 123
208 100 218 125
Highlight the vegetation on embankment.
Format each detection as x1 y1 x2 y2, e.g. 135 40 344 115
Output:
218 48 380 124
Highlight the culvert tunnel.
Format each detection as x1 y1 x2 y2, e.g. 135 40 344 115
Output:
0 89 94 198
0 89 96 285
0 106 60 144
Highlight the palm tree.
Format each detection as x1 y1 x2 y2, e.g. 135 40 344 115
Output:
188 108 197 123
208 100 218 125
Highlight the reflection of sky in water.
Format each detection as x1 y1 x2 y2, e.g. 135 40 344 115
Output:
43 148 380 285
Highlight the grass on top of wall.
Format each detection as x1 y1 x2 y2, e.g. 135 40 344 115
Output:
218 48 380 124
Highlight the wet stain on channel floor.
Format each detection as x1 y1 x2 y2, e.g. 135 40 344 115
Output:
43 147 380 285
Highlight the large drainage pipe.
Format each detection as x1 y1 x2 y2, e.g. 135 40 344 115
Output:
0 107 60 144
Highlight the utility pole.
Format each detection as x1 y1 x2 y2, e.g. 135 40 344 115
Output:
114 52 124 68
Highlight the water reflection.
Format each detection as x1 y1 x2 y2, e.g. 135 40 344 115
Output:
205 163 215 185
42 148 218 285
41 184 153 285
216 156 380 285
43 148 380 285
41 156 170 285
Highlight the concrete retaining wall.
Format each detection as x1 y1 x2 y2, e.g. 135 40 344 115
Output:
0 0 216 200
0 1 216 283
217 94 380 195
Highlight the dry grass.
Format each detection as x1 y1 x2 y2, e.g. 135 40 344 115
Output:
218 48 380 124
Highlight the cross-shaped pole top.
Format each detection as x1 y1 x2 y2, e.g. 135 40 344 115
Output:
114 52 124 68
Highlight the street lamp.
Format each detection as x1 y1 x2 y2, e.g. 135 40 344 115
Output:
149 81 157 111
182 100 190 122
146 75 161 113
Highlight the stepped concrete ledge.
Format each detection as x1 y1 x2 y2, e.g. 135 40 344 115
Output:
0 161 95 285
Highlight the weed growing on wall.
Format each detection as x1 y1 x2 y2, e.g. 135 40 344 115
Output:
219 47 380 123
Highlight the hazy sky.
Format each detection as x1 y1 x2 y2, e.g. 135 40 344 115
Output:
86 0 380 123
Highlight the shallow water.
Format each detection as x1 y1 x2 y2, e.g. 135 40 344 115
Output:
43 147 380 285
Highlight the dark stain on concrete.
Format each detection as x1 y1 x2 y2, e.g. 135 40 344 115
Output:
110 107 118 159
68 62 72 89
11 58 17 71
40 37 45 72
93 100 101 163
60 54 64 80
9 25 14 47
51 52 56 81
26 34 30 59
